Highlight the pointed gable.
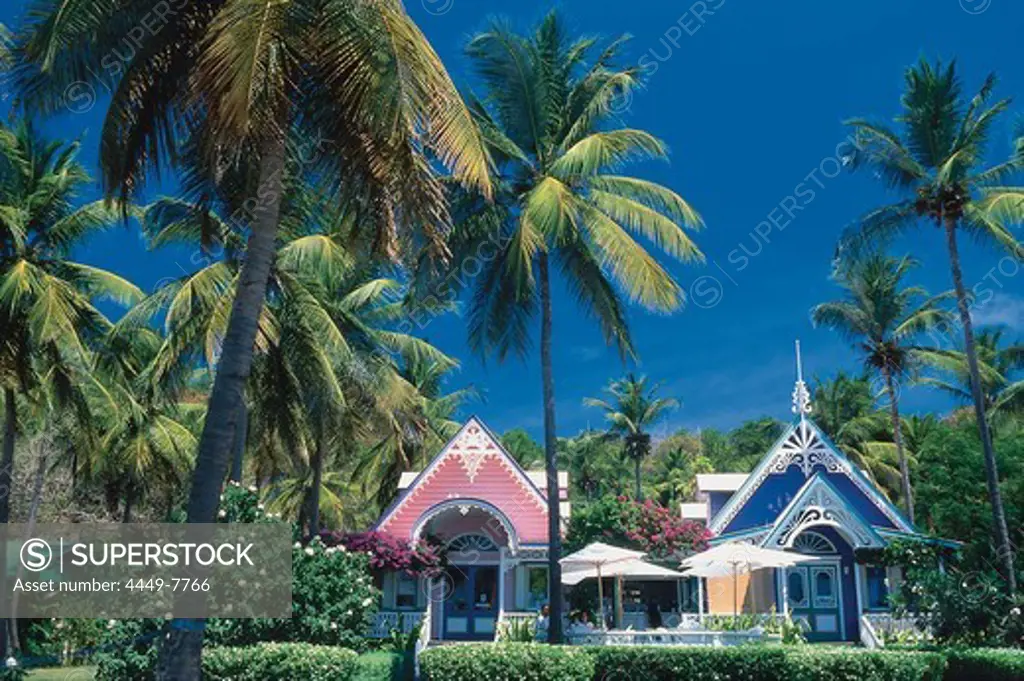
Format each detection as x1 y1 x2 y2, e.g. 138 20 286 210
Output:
761 472 886 549
374 417 552 545
710 418 914 537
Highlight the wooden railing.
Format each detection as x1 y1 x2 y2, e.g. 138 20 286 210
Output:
494 611 539 641
860 615 883 649
673 613 786 630
414 606 431 677
861 612 923 646
368 611 425 638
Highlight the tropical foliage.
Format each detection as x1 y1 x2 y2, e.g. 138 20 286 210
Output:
842 58 1024 590
412 11 708 640
812 253 951 521
564 495 709 561
584 374 678 500
2 0 1024 665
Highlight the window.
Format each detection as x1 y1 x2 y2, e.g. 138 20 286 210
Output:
787 570 807 607
396 572 418 609
526 566 549 610
815 570 833 598
866 566 889 609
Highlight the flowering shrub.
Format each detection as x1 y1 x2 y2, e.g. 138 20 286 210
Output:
326 530 445 575
218 481 280 524
205 535 379 650
873 540 1024 648
565 496 710 560
94 491 381 679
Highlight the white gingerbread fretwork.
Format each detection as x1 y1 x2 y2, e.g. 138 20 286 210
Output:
762 475 884 549
449 423 496 483
770 419 843 477
792 340 813 418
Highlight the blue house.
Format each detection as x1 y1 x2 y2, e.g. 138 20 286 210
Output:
683 344 954 643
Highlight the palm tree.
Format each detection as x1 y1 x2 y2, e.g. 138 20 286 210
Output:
918 328 1024 425
811 374 906 502
0 122 140 525
584 373 679 501
650 442 713 507
0 122 138 658
357 350 476 509
841 59 1024 590
559 431 623 501
812 253 951 522
448 13 704 641
21 3 491 670
127 188 454 537
93 327 198 522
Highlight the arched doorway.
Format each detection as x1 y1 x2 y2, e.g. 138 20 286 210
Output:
414 500 517 641
782 528 849 641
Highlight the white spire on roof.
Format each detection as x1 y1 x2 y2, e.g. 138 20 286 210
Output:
791 340 813 420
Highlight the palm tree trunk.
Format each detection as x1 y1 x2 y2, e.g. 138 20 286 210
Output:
229 402 248 484
882 364 914 523
944 218 1016 593
155 133 288 680
634 457 642 501
1 388 15 525
1 388 15 658
309 440 324 539
123 479 135 523
10 446 48 655
538 253 563 644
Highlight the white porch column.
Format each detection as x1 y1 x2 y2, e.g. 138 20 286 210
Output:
425 574 434 642
854 564 865 618
780 567 789 618
498 547 506 620
697 578 705 616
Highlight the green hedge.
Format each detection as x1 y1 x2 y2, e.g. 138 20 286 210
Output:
589 646 946 681
419 643 595 681
423 644 947 681
203 643 359 680
353 651 412 681
944 648 1024 681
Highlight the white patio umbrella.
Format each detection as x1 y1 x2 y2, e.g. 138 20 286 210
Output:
561 557 686 585
560 542 645 629
681 544 820 618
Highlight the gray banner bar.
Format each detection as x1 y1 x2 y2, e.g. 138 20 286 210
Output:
0 523 292 618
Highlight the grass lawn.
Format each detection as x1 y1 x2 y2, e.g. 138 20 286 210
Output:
27 666 96 680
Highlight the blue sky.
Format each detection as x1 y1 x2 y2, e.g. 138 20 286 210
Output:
2 0 1022 440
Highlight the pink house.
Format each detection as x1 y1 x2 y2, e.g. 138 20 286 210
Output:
369 417 569 641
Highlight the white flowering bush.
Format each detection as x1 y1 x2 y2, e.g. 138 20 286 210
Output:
94 489 380 679
204 527 380 650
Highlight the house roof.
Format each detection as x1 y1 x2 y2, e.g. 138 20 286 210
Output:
397 469 568 493
680 502 708 521
709 416 917 537
373 416 563 543
696 473 748 493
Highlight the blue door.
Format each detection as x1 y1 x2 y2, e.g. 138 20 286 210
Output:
443 566 498 640
785 564 842 641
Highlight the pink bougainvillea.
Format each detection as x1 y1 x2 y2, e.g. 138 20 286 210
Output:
567 496 711 560
323 530 444 575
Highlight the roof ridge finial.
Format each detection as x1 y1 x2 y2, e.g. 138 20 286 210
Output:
792 340 813 420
